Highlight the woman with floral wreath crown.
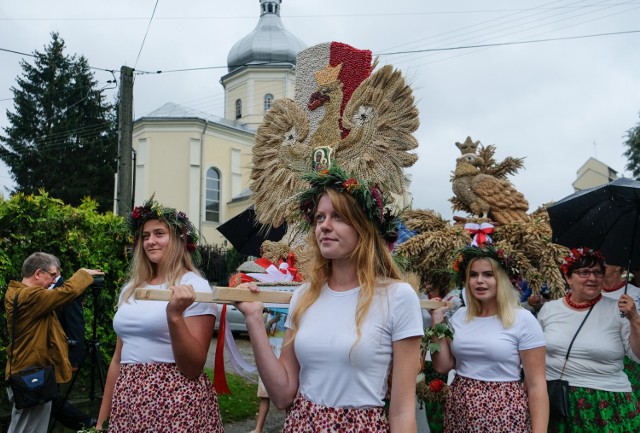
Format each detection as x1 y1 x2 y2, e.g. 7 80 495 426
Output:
236 166 423 432
96 198 223 432
538 247 640 432
429 244 548 433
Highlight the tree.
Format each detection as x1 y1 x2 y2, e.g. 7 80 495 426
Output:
623 113 640 180
0 32 118 212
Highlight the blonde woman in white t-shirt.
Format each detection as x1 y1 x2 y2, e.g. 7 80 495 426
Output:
429 245 548 433
237 167 424 433
96 198 222 432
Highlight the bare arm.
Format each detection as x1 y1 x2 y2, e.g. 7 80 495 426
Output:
521 346 549 433
166 284 216 379
389 336 421 433
97 337 122 430
428 305 455 374
237 300 300 410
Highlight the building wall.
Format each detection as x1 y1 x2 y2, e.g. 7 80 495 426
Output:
572 157 618 191
222 67 296 127
132 118 254 245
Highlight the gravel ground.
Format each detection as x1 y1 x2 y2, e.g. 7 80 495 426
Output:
208 334 286 433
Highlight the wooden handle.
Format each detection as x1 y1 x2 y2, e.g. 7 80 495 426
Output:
419 299 450 310
134 287 293 304
135 288 450 310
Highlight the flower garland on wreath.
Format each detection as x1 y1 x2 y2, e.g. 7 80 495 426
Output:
451 244 522 288
129 196 202 265
560 247 604 275
297 165 400 242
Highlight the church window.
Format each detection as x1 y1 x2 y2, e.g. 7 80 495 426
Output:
206 167 220 222
235 99 242 119
264 93 274 112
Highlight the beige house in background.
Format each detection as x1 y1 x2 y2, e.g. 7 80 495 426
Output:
572 157 619 191
132 0 305 244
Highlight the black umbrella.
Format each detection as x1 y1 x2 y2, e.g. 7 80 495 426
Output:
217 205 287 256
548 177 640 274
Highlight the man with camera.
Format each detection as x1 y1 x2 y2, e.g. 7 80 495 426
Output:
4 252 103 433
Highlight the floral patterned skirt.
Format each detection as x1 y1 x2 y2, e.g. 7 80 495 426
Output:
283 393 390 433
444 376 530 433
109 362 223 433
548 385 640 433
624 356 640 397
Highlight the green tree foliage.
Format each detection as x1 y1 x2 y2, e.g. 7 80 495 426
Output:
623 113 640 180
0 192 130 396
0 32 117 212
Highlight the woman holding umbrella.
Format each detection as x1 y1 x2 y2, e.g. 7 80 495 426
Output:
538 247 640 432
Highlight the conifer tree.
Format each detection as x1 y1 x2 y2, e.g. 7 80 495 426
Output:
0 32 117 211
623 113 640 180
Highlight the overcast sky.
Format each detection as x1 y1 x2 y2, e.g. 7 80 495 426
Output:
1 0 639 220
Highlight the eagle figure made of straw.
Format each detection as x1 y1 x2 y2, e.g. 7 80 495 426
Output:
250 42 419 229
451 136 529 225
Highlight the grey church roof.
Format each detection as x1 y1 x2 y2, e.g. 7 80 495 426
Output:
227 0 306 73
139 102 254 133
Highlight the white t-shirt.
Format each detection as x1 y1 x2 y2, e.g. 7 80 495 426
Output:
449 307 545 382
114 271 217 364
286 280 423 408
538 297 640 392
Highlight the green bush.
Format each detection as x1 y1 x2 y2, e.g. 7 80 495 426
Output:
0 191 249 425
0 192 131 410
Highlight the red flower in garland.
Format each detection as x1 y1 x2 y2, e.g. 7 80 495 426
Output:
369 186 384 221
343 177 358 192
429 378 446 393
132 208 141 218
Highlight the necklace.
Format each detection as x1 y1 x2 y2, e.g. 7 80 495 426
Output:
565 292 602 310
602 281 626 293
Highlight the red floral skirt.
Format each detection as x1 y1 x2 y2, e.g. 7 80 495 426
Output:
283 393 390 433
109 362 223 433
444 376 531 433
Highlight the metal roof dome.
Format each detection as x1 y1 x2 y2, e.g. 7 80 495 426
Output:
227 0 306 73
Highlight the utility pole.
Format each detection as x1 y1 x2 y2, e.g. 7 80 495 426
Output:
116 66 134 216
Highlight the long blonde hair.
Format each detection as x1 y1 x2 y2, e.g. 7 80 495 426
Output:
120 218 200 304
464 257 520 328
289 189 402 344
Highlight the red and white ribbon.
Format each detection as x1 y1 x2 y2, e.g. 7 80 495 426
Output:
464 222 494 247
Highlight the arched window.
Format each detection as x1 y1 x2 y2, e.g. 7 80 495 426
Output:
235 99 242 120
264 93 274 112
206 168 220 222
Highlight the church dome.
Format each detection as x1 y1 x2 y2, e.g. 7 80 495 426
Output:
227 0 306 73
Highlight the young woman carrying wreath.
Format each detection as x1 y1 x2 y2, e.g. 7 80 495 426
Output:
237 167 424 432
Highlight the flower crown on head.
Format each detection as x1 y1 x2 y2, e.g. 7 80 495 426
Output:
129 197 201 265
297 165 400 241
560 247 604 275
451 244 521 288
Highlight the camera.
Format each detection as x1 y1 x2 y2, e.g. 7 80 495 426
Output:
91 275 105 288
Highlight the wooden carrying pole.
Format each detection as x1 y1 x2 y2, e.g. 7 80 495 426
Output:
134 287 449 310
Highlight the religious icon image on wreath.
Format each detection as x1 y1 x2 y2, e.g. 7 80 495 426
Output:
312 146 333 172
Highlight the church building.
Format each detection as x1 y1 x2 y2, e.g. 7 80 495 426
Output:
131 0 306 244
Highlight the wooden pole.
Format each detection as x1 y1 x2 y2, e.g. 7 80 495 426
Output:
134 287 450 310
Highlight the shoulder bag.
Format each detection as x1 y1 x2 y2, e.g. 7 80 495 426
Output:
547 303 595 419
7 292 58 409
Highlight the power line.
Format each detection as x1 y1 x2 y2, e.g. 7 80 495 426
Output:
134 0 159 69
2 3 638 21
376 29 640 56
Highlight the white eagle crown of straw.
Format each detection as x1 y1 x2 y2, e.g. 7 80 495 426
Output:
249 41 419 231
